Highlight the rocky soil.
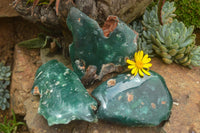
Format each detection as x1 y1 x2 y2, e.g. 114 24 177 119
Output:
0 0 19 17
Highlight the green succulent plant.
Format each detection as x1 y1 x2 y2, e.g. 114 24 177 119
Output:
0 62 11 110
130 20 154 56
149 0 200 29
141 29 157 53
130 20 144 36
190 46 200 67
137 37 154 57
130 1 200 67
160 1 176 24
151 19 198 67
0 63 11 81
142 1 176 33
142 5 159 35
141 1 176 44
130 1 176 57
0 81 10 110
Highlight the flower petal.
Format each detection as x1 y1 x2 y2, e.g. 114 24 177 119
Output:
126 59 135 65
142 54 148 62
134 52 139 62
131 67 137 75
146 58 151 63
142 68 151 76
139 69 144 77
139 51 144 61
143 58 151 64
128 64 136 69
143 63 152 68
134 68 138 76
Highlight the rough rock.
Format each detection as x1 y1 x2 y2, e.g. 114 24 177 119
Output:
97 0 152 24
0 0 19 17
13 0 151 62
14 0 152 29
10 45 41 115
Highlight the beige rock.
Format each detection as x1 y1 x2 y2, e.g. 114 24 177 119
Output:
74 0 152 24
97 0 152 24
14 0 152 28
10 45 41 115
0 0 19 17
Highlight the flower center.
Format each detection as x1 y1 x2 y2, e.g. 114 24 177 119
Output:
136 61 143 69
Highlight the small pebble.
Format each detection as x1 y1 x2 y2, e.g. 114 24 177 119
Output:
173 102 179 106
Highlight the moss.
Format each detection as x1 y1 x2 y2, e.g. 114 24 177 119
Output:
172 0 200 29
148 0 200 29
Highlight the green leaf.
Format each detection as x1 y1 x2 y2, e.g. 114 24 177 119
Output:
17 35 47 49
179 35 195 48
156 31 164 43
185 26 194 38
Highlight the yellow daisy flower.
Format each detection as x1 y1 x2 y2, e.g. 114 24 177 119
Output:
126 51 152 77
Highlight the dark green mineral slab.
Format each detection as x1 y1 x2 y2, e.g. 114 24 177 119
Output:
32 60 98 126
67 7 137 83
92 71 173 126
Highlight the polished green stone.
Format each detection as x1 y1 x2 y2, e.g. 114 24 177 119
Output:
67 7 137 79
32 60 98 126
92 71 173 126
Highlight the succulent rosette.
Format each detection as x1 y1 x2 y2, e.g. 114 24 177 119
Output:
151 19 200 67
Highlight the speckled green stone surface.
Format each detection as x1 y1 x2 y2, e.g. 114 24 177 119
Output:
32 60 97 126
92 71 173 126
67 7 137 78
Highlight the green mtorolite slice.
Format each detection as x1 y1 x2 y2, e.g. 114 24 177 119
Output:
92 71 173 126
32 60 98 126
